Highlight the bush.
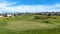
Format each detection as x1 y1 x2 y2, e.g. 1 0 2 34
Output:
34 15 48 19
43 20 52 24
50 16 57 19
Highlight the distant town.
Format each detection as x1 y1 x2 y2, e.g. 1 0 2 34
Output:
0 12 60 17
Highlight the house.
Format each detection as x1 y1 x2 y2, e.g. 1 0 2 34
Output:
0 14 3 17
3 13 14 17
7 14 12 17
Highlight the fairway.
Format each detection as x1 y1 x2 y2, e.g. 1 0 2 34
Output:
4 21 58 31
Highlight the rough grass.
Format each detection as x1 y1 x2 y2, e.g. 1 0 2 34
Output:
0 15 60 34
0 27 60 34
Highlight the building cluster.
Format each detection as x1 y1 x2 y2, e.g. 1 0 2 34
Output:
0 13 23 17
36 12 60 16
0 12 60 17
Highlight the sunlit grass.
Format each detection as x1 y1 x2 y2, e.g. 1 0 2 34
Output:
0 15 60 34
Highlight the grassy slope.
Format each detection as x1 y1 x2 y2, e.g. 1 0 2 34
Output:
4 21 58 30
0 15 60 34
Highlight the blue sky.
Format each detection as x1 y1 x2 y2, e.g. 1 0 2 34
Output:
0 0 60 13
6 0 60 6
5 0 60 5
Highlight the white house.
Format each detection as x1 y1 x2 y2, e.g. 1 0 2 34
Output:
0 14 3 17
6 14 14 17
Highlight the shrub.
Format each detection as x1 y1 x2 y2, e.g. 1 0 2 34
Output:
43 20 52 24
49 16 57 19
34 15 48 19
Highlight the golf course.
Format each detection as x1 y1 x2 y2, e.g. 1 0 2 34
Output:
0 15 60 34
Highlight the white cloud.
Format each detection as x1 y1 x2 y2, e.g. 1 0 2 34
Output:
0 0 60 13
